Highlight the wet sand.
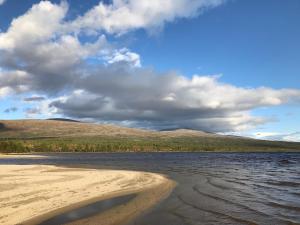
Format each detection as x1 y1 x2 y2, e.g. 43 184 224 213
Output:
0 165 175 225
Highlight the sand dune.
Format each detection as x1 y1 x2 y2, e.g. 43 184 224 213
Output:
0 165 174 225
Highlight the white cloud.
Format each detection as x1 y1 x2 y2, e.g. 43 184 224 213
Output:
0 1 108 93
105 48 141 67
0 1 68 49
25 98 59 118
1 0 300 132
0 87 12 98
253 132 280 138
0 70 30 95
281 133 300 142
49 71 300 132
0 0 6 6
252 132 300 142
71 0 226 34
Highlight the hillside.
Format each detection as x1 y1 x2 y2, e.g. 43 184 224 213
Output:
0 120 299 153
0 120 221 139
0 120 156 138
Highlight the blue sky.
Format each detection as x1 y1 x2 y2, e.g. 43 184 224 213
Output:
131 0 300 87
0 0 299 141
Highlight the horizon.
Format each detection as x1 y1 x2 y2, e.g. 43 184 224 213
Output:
0 0 300 142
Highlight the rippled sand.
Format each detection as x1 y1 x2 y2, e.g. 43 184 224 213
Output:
0 165 175 225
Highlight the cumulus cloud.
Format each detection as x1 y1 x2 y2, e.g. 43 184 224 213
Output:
48 68 300 132
0 0 6 6
0 1 109 93
0 70 30 97
71 0 225 34
1 0 300 132
0 1 67 50
0 87 13 98
0 0 222 94
104 48 141 67
24 98 58 118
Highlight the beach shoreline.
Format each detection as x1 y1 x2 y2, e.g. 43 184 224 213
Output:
0 164 175 225
0 153 48 158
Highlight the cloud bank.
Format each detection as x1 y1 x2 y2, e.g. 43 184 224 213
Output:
1 0 300 132
253 132 300 142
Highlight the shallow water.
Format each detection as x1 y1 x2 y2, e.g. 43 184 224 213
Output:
39 194 136 225
1 152 300 225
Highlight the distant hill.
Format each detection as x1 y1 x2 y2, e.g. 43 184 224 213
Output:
0 119 299 153
47 118 81 123
0 119 218 139
0 119 154 138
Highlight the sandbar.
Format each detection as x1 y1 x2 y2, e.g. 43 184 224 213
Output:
0 165 175 225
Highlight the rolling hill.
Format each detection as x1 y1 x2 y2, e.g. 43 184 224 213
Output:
0 119 299 153
0 119 224 139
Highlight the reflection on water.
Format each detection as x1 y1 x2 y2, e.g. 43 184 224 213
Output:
1 153 300 225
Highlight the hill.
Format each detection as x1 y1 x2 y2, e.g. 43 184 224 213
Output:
47 118 81 123
0 119 299 153
0 120 224 139
0 119 156 138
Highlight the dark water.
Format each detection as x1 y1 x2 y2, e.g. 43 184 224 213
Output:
1 152 300 225
39 194 136 225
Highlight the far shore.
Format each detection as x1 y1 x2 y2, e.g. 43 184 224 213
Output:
0 164 175 225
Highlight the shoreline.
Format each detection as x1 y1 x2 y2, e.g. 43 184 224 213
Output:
0 153 48 158
0 164 175 225
1 150 300 158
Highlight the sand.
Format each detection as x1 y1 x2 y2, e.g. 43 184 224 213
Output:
0 165 175 225
0 154 47 158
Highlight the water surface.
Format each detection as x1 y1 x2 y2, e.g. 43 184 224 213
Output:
1 152 300 225
39 194 136 225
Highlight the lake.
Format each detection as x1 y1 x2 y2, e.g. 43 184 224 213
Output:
1 152 300 225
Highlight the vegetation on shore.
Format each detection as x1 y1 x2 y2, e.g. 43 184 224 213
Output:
0 120 300 153
1 136 300 153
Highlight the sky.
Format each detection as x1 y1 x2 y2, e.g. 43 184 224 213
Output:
0 0 299 141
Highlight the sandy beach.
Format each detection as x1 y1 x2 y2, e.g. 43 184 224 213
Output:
0 164 175 225
0 153 47 158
